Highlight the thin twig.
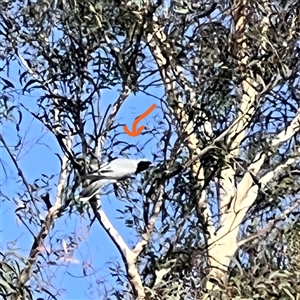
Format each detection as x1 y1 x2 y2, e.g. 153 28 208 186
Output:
0 133 40 214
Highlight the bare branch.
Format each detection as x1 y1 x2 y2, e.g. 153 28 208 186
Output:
0 133 40 214
237 109 300 205
17 136 73 287
133 185 164 256
260 156 298 187
100 86 132 142
90 201 145 299
238 198 300 247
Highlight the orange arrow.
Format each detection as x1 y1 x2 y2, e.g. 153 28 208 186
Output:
124 104 156 137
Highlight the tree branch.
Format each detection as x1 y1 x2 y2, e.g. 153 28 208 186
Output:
237 109 300 206
133 185 164 256
17 136 73 287
238 198 300 247
90 201 145 299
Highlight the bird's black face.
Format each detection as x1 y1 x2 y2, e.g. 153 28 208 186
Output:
135 161 152 174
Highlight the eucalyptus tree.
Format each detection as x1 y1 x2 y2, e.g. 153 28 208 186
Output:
1 0 300 299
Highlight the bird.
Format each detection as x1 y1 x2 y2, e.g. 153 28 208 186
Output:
78 158 152 203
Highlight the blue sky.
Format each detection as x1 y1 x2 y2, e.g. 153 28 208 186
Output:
0 56 165 299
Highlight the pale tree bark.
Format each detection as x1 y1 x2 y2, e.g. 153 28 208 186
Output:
148 17 214 240
148 0 300 291
206 0 299 287
207 0 261 282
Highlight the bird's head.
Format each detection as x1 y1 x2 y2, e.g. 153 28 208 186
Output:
136 159 153 174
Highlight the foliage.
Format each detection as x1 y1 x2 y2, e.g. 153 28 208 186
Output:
1 0 300 299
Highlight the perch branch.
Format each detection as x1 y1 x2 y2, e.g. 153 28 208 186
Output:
90 201 145 299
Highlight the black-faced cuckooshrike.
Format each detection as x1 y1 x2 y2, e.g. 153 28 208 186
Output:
78 158 152 202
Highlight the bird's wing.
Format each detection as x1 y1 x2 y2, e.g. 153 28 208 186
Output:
81 159 139 182
101 159 137 169
80 160 125 180
98 161 112 171
78 179 113 202
98 159 136 178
